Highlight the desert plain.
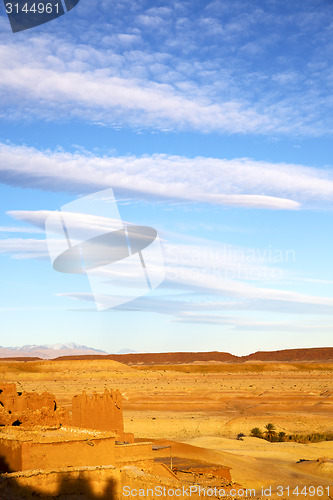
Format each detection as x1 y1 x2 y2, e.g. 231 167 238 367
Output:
0 357 332 499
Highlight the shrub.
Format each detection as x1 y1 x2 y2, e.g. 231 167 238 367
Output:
278 432 286 442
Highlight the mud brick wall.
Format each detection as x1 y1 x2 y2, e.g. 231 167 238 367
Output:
0 436 117 473
0 384 56 413
21 438 117 471
72 389 125 437
0 437 22 472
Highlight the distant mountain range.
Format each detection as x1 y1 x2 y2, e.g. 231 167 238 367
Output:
55 347 333 364
0 345 332 363
0 343 109 359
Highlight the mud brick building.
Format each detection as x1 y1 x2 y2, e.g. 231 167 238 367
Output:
0 384 148 474
72 389 133 442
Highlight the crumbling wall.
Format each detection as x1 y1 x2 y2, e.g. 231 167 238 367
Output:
0 383 70 427
0 387 55 413
72 390 130 440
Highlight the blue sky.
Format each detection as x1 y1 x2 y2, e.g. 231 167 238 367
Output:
0 0 333 355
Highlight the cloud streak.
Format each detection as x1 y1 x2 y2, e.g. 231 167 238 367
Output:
0 40 271 134
0 226 43 234
0 238 48 259
2 143 333 209
172 313 333 330
3 216 331 318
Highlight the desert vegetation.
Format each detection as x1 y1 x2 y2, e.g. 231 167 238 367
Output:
250 424 333 443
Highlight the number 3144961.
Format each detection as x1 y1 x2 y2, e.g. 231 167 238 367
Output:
277 486 330 496
5 3 60 14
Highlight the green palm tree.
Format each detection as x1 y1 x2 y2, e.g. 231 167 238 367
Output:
264 423 276 442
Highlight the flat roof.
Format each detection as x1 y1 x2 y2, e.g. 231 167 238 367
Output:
0 426 117 444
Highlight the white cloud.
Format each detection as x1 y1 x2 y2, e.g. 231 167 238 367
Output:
163 265 333 307
6 211 56 230
9 210 131 234
172 313 333 330
0 238 48 259
60 286 333 317
0 40 271 134
0 226 43 234
1 143 333 209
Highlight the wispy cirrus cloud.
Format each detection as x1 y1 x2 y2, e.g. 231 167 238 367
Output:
1 143 333 209
2 212 332 319
5 211 288 280
0 226 43 234
172 313 333 330
58 291 333 318
1 0 333 135
0 238 48 259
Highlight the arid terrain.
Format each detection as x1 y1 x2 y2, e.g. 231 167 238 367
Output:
0 353 332 498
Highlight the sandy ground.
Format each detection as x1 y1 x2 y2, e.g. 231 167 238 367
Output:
180 437 333 490
1 359 332 498
153 439 333 497
6 360 331 435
